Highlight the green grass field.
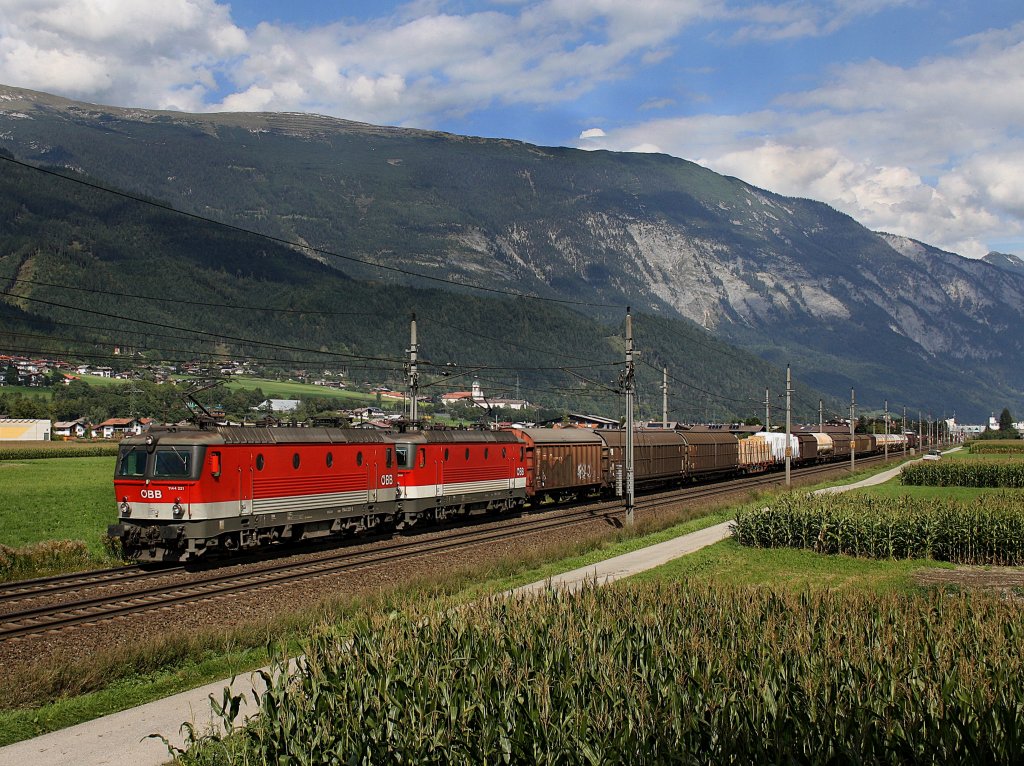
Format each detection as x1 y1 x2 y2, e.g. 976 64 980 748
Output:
0 451 1006 748
945 449 1024 461
183 375 380 405
636 536 952 592
0 456 116 555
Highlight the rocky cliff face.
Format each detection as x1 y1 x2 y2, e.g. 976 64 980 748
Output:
1 83 1022 418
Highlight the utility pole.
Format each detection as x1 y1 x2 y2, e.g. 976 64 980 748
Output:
850 388 856 473
662 367 668 428
884 400 889 460
785 364 792 488
407 314 419 423
903 406 907 456
624 309 635 528
819 399 824 434
919 410 923 448
764 387 770 431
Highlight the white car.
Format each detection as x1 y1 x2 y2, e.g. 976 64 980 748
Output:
923 450 941 461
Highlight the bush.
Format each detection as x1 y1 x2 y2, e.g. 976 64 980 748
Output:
0 540 94 581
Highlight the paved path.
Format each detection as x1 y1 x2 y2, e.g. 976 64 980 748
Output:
2 453 931 765
511 521 733 596
0 519 734 766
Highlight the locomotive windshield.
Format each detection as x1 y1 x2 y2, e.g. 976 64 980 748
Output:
115 444 205 480
117 447 148 477
153 447 194 478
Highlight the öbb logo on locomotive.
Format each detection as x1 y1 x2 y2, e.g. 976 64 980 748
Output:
108 425 907 564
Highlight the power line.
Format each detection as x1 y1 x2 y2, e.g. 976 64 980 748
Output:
0 274 379 318
1 288 407 364
0 154 625 310
638 358 761 408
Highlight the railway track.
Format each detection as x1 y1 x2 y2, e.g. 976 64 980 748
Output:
0 452 895 642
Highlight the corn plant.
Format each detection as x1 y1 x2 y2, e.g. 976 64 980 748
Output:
0 444 119 460
969 440 1024 455
179 582 1024 765
734 493 1024 565
901 461 1024 488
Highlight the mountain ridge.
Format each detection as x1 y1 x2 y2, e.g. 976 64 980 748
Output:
1 83 1021 420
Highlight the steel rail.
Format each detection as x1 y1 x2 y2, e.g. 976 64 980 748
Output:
0 451 896 641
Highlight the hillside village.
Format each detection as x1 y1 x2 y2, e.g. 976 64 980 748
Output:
0 350 542 440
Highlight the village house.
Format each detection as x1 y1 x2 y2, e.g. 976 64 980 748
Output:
94 417 147 439
53 417 90 439
439 380 530 411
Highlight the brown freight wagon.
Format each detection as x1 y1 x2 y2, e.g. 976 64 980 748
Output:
830 433 853 459
596 429 688 488
792 433 818 464
679 431 740 477
507 427 604 501
854 434 875 456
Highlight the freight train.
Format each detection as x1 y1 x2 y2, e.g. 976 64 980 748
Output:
108 424 909 563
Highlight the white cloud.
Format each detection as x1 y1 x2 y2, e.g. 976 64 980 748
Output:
0 0 718 125
579 21 1024 258
0 0 1019 258
724 0 920 42
0 0 246 111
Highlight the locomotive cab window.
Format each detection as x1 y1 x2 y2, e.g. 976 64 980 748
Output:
292 453 301 470
386 448 393 468
153 447 195 479
418 448 425 468
256 454 265 471
117 447 148 478
395 444 416 469
326 452 334 468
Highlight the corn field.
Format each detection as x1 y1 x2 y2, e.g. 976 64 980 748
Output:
177 582 1024 765
0 444 119 460
969 440 1024 455
900 460 1024 487
733 493 1024 564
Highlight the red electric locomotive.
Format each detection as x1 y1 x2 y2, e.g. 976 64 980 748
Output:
109 425 398 562
392 429 527 526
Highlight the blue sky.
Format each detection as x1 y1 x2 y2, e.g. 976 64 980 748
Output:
2 0 1022 257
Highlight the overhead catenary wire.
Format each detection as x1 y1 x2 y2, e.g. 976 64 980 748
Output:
1 273 624 369
1 288 408 364
0 154 625 310
0 275 381 318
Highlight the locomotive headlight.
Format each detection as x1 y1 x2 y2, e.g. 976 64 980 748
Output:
172 499 184 518
120 499 131 516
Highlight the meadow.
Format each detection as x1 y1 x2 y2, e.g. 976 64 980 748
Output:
0 456 119 579
4 452 1023 764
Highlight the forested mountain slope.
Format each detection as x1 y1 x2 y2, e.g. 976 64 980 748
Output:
0 150 826 423
1 84 1021 419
